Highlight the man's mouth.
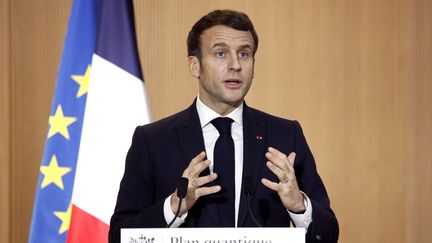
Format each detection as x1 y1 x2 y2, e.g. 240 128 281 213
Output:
225 79 241 84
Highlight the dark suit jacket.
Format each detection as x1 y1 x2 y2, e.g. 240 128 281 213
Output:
109 101 339 243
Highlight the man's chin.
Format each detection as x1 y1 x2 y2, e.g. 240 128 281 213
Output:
223 97 245 108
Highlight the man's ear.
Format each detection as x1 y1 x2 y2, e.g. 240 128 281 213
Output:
188 56 200 78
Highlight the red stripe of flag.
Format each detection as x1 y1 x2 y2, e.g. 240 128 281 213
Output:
67 205 109 243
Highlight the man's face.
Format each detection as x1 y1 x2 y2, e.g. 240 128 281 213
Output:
189 25 255 115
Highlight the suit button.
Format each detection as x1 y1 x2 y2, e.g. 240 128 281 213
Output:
315 234 322 241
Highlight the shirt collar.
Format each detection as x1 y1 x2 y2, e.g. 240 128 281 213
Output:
196 95 243 128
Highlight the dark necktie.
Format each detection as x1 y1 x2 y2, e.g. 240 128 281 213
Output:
211 117 235 227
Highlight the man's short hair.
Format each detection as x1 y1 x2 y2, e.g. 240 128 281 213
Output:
187 9 259 60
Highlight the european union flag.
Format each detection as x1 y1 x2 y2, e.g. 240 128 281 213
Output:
29 0 151 242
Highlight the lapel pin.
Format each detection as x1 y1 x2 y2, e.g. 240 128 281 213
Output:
256 135 263 140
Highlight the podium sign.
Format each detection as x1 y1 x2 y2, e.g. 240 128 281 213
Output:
121 228 305 243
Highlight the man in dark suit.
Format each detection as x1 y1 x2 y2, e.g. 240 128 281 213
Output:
109 9 338 243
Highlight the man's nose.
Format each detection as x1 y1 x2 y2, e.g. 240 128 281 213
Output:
227 55 241 71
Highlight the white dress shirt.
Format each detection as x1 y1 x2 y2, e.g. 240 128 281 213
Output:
164 96 312 229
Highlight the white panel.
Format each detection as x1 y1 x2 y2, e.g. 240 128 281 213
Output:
72 54 151 224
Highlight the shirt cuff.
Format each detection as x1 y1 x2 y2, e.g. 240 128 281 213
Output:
163 195 188 228
287 191 313 230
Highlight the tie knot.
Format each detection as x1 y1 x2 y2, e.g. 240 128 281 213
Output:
211 117 233 135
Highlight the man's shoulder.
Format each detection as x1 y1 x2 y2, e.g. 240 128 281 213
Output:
136 104 195 133
246 106 307 147
245 105 299 127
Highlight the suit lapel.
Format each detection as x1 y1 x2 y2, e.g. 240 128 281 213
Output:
175 100 220 225
175 102 206 166
238 104 267 226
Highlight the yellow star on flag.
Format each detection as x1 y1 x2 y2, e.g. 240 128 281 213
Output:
48 105 77 140
54 204 72 234
40 155 71 190
71 65 91 98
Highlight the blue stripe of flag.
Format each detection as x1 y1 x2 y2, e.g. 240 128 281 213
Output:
28 0 102 242
95 0 143 80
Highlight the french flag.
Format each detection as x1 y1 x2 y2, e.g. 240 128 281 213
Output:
28 0 150 242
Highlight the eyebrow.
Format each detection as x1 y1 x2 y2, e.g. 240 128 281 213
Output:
211 42 229 49
211 42 253 51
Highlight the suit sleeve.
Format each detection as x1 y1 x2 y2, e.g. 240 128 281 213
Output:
294 121 339 243
108 127 167 243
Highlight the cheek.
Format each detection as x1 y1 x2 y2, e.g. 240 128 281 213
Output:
244 65 254 79
242 60 254 71
208 67 227 84
201 60 225 76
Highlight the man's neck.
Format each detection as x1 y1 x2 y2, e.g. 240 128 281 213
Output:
198 96 242 116
196 95 244 128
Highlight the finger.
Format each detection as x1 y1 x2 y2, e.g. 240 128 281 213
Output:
266 161 286 181
261 178 280 191
267 148 297 174
192 173 218 187
189 151 207 166
287 152 296 167
265 152 284 171
266 147 289 171
283 152 296 179
195 185 221 198
190 159 211 176
182 152 209 177
268 147 287 159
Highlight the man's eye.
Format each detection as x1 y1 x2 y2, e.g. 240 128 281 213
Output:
215 51 225 57
239 52 250 58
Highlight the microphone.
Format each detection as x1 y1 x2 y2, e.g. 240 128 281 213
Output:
166 177 189 228
243 176 262 227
